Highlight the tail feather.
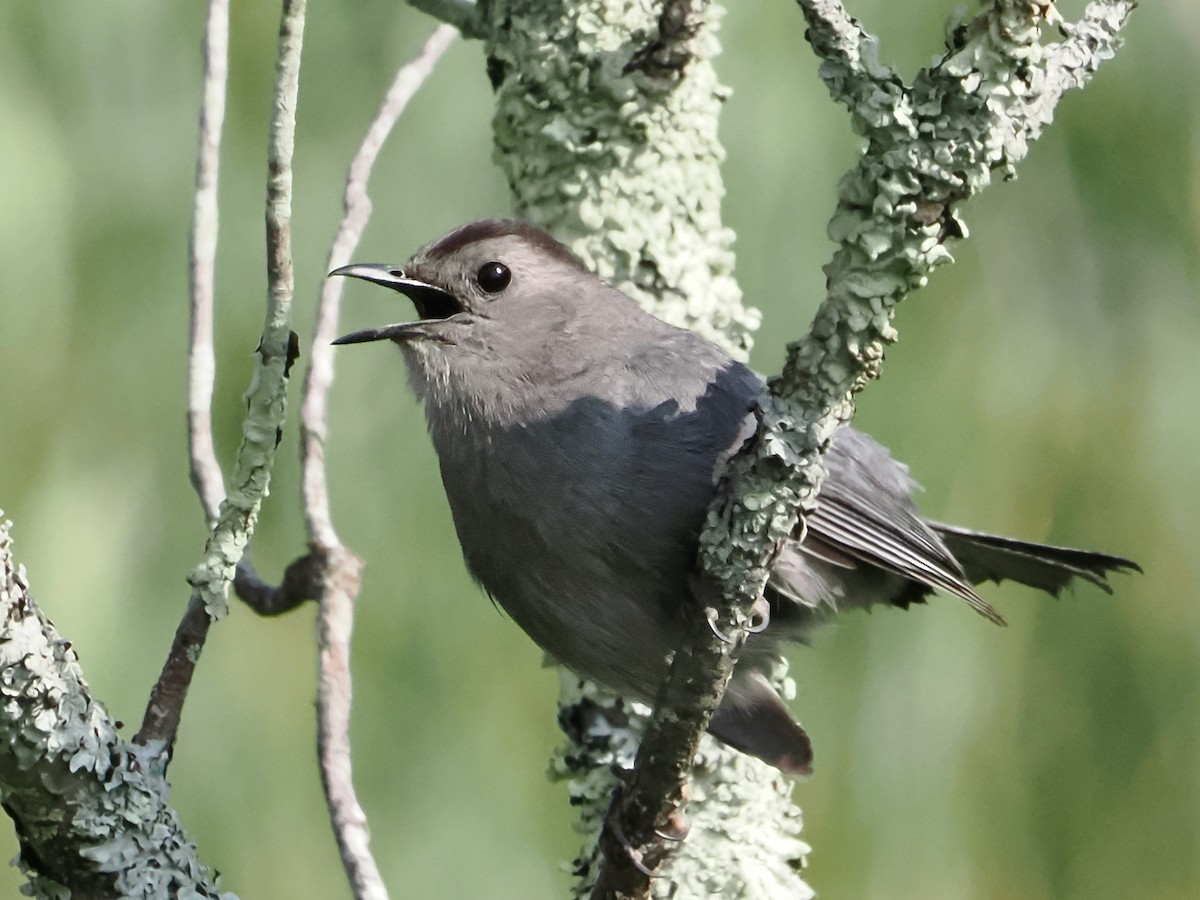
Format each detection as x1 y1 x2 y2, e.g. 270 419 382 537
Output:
710 672 814 775
932 523 1141 597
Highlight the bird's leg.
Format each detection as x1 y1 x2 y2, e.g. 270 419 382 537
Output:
600 785 657 878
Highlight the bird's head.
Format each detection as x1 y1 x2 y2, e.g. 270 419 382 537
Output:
332 218 592 342
331 219 634 419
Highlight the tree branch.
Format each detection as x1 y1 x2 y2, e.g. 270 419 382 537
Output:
302 22 458 548
703 0 1138 727
313 547 373 899
580 0 1137 896
486 0 759 358
481 1 808 897
141 0 235 752
0 516 230 898
795 0 895 110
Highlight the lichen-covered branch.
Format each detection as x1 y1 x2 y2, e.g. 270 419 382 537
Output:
485 0 759 359
135 0 307 751
701 0 1137 616
480 2 806 897
693 6 1137 854
794 0 894 109
555 669 810 900
481 0 1133 896
0 516 232 899
302 24 457 900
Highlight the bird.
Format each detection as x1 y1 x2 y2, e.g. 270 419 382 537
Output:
330 218 1138 774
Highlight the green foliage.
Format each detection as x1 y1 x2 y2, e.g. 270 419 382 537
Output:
0 1 1195 897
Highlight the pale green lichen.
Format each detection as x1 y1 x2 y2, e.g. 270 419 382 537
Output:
484 0 758 359
189 340 291 621
0 515 232 898
698 0 1135 608
188 0 303 625
475 0 1133 895
481 0 805 894
551 665 810 900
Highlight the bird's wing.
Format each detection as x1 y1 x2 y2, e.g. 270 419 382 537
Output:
800 429 1006 625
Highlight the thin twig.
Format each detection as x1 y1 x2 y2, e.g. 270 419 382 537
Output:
136 0 233 751
314 547 373 898
265 0 306 327
144 0 232 752
301 24 457 900
187 0 232 525
135 0 307 751
302 22 458 546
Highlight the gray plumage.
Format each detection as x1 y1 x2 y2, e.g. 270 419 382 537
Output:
332 219 1138 774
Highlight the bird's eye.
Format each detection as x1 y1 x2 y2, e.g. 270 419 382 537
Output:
476 261 511 293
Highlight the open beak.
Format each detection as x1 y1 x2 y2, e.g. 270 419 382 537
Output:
329 264 462 345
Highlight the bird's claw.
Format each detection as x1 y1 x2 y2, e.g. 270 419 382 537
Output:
705 597 770 643
653 809 691 842
746 596 771 634
601 786 691 879
705 607 737 644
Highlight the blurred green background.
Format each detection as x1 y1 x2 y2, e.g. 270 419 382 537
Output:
0 1 1195 897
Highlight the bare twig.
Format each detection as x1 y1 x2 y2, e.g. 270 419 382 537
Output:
314 547 373 897
188 0 232 525
264 0 305 328
301 24 457 900
136 0 233 759
136 0 234 751
135 0 307 751
303 22 458 546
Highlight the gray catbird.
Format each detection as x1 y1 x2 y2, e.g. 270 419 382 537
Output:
331 219 1137 774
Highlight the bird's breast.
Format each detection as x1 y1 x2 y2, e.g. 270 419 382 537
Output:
423 392 728 697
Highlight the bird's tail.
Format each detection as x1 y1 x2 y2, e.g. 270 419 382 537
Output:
931 523 1141 596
